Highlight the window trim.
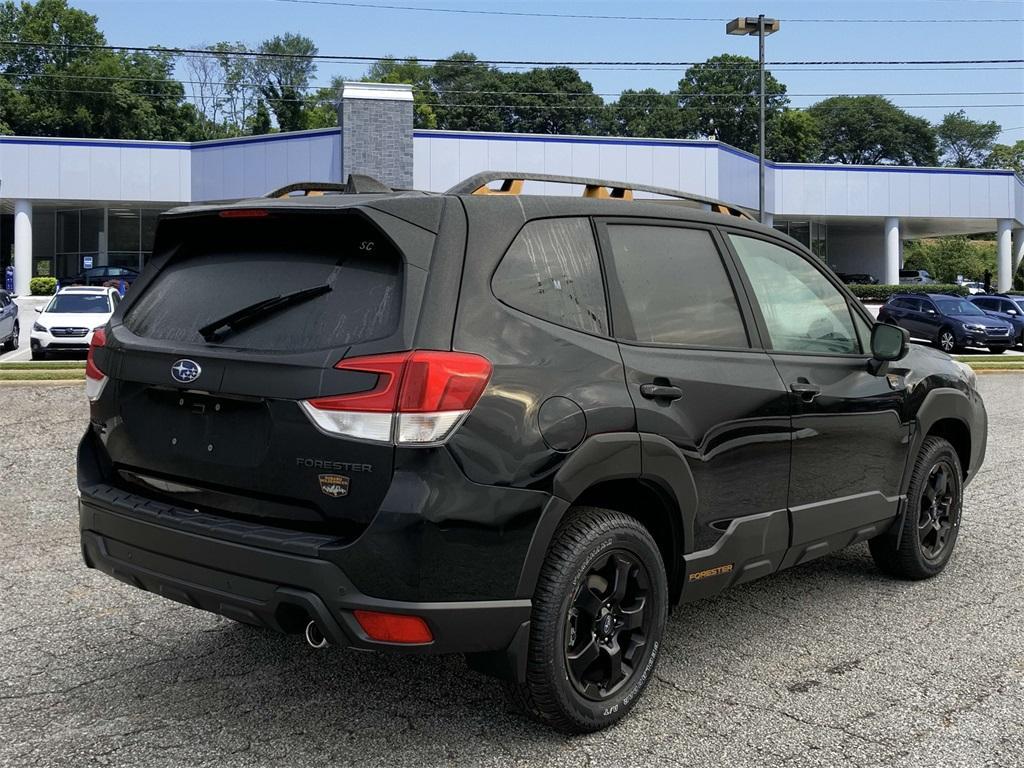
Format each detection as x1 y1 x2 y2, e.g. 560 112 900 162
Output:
488 215 612 339
719 226 873 360
593 217 763 352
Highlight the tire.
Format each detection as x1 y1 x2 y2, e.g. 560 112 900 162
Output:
30 347 46 361
869 436 963 580
987 346 1006 354
935 327 959 354
506 506 668 733
7 322 18 351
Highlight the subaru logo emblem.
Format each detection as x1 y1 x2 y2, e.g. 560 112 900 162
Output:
171 359 201 384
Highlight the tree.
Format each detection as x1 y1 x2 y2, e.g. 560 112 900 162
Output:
503 67 605 135
365 57 437 128
213 42 259 134
430 52 508 133
767 109 820 162
809 96 938 166
0 0 205 140
936 110 1000 167
984 140 1024 176
255 33 317 132
676 54 787 153
609 88 682 138
903 237 995 283
249 99 272 134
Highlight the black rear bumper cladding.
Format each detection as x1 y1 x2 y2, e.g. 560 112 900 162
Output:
79 498 531 656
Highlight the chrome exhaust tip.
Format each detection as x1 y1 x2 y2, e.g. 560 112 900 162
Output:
304 620 328 649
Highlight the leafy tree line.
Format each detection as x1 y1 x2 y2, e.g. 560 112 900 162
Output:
0 1 1020 176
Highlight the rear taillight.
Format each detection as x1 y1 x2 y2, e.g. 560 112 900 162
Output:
85 327 107 402
300 350 492 445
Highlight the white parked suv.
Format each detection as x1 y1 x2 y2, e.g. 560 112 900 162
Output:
31 286 120 360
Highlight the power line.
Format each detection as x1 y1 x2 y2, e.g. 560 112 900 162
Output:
267 0 1024 24
3 71 1020 100
1 40 1021 68
9 84 1022 112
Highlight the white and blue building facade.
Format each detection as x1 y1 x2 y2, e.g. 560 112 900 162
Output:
2 82 1023 296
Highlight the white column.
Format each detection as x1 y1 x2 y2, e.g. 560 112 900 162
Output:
884 217 900 285
1012 228 1024 277
13 200 33 297
761 212 774 228
996 219 1012 292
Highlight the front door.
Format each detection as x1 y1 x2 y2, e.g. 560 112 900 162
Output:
723 231 909 558
596 220 792 553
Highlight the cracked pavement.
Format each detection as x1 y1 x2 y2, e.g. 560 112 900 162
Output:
1 377 1022 767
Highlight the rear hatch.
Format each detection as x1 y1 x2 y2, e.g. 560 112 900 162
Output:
92 199 452 535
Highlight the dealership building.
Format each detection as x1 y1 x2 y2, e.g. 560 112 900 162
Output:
2 81 1023 296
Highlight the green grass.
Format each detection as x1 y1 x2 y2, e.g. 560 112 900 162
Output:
0 369 85 381
953 355 1023 363
0 361 86 370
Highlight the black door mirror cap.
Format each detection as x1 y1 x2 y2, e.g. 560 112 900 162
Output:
868 323 910 375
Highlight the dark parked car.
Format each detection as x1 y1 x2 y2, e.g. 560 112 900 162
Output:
0 289 18 352
878 293 1014 353
79 173 988 732
969 294 1024 347
836 272 879 285
70 265 139 287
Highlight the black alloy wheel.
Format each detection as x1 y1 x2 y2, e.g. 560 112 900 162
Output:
917 460 957 562
869 436 963 580
564 550 651 701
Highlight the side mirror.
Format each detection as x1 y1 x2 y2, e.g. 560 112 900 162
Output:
869 323 910 374
926 309 936 315
1008 309 1018 316
34 307 43 313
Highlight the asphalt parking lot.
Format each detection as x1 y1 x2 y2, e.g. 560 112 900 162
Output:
1 377 1021 767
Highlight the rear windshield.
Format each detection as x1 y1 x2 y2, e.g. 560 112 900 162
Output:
123 212 403 351
46 293 111 313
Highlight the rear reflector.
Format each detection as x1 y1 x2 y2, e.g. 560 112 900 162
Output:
302 350 492 445
85 327 108 402
353 610 433 644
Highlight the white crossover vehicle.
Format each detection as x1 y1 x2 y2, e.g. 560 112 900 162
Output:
31 286 120 360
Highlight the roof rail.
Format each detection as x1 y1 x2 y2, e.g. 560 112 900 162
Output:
447 171 754 220
265 174 393 199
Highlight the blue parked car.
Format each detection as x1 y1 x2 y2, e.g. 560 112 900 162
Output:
968 294 1024 348
877 293 1015 353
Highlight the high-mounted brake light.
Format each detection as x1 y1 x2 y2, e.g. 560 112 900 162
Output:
219 209 269 219
300 350 492 445
85 327 108 402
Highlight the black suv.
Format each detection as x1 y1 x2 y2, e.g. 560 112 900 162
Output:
79 173 987 732
878 293 1015 353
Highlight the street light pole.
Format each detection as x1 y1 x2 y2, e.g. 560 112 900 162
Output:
758 14 766 226
726 15 780 225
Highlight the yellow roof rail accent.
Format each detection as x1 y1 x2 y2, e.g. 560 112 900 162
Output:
471 178 524 195
449 171 753 220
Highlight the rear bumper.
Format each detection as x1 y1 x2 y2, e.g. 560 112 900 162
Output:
79 495 531 656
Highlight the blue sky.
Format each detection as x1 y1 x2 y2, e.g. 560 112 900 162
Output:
76 0 1024 140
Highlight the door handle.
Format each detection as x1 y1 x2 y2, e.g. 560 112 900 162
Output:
790 381 821 400
640 383 683 401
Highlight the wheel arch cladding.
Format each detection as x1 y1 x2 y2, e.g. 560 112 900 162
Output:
516 432 697 601
912 387 980 484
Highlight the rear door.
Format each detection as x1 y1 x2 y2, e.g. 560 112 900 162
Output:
96 203 450 531
722 230 908 550
596 219 791 552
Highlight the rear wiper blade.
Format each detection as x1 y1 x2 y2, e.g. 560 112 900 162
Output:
198 283 332 342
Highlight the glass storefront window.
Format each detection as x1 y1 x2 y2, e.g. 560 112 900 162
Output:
108 208 141 253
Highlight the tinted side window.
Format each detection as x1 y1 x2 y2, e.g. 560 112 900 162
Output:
729 234 861 354
605 225 748 347
491 217 608 335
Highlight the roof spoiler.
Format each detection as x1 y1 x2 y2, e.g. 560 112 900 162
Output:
448 171 754 220
265 174 393 199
